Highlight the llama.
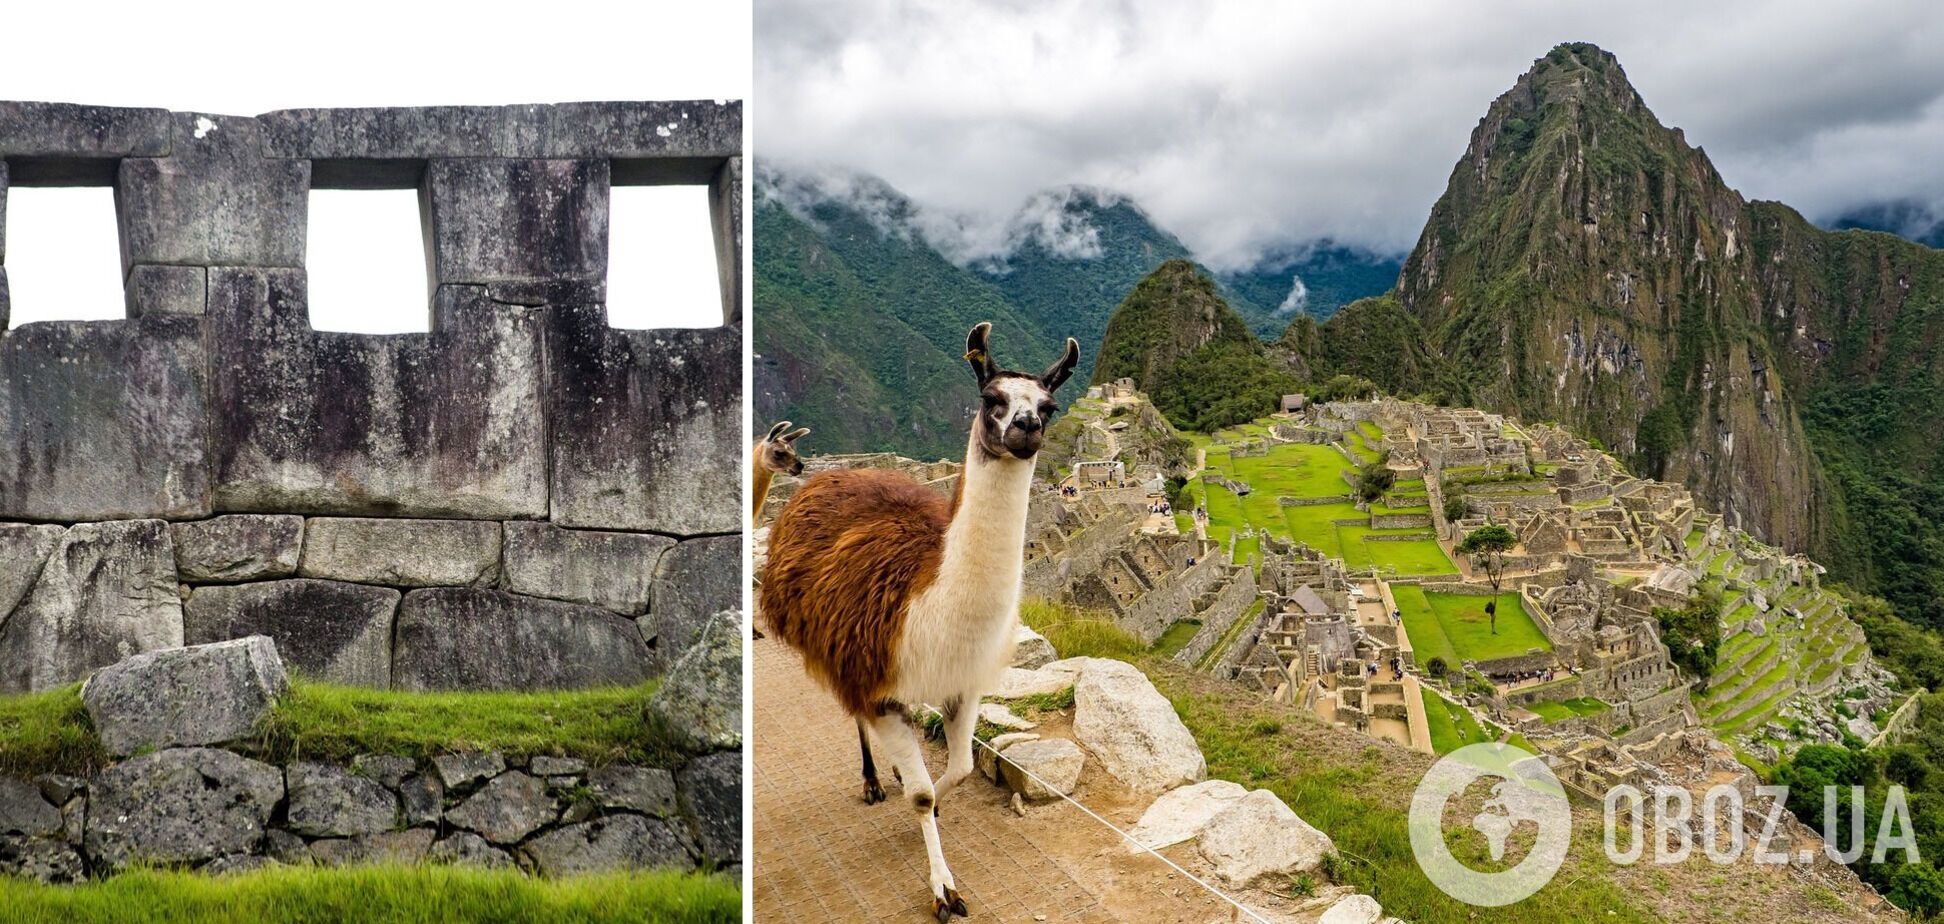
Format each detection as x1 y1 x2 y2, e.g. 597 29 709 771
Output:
752 420 810 522
762 322 1078 920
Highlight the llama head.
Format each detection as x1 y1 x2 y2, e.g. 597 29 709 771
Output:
759 420 811 475
964 322 1080 461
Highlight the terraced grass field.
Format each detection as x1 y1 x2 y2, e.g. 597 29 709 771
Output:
1393 586 1551 666
1421 687 1489 754
1527 697 1610 722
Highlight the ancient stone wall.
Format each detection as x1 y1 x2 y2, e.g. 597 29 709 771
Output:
0 101 742 694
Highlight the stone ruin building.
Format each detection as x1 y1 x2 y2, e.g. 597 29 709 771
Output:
1 101 743 695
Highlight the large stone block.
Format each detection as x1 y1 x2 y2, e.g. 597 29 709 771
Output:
502 521 672 615
0 317 211 521
427 159 608 284
709 156 742 326
84 748 283 871
285 762 399 838
1071 657 1207 794
676 750 740 864
0 102 171 161
0 523 63 620
297 517 501 587
646 612 741 752
257 101 740 164
116 113 307 270
549 308 739 534
522 814 693 875
392 588 653 692
183 580 397 688
82 635 287 756
206 268 549 519
170 514 302 583
647 536 740 661
0 520 184 694
125 264 207 318
0 267 9 333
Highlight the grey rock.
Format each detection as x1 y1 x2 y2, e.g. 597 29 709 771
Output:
297 518 501 588
205 268 548 521
677 750 741 864
170 514 302 583
0 520 185 694
286 762 400 837
1196 789 1335 885
502 521 672 615
1012 624 1058 669
523 815 694 875
205 853 273 876
82 635 287 756
529 756 586 777
399 773 445 827
264 829 310 864
0 523 63 618
548 312 740 535
428 831 514 868
117 113 307 269
183 580 397 688
393 588 652 692
308 829 435 867
1071 657 1207 794
647 536 741 663
432 752 506 789
0 835 85 883
351 754 417 790
58 797 83 843
646 611 742 752
85 748 283 870
427 159 608 284
33 774 85 807
0 318 210 523
257 101 739 162
445 771 555 845
0 266 7 330
998 738 1085 803
126 265 208 318
0 101 171 159
0 777 60 836
978 733 1041 782
589 765 677 816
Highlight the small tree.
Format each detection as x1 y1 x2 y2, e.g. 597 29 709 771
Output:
1456 524 1518 634
1356 462 1395 502
1442 494 1468 523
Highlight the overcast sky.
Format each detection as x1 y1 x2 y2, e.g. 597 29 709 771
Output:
757 0 1944 270
2 1 747 331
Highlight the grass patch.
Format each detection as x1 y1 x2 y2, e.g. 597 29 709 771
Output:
258 681 669 768
1019 598 1145 660
0 865 738 924
0 684 108 777
1419 688 1489 755
1526 697 1609 722
1150 619 1204 658
1396 589 1550 663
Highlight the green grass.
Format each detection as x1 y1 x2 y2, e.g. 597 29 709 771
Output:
1420 688 1489 755
0 865 738 924
259 681 671 768
1526 697 1610 722
1395 589 1550 665
1150 619 1204 658
0 684 108 776
1019 597 1145 660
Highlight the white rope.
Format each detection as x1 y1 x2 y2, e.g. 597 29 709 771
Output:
921 705 1276 924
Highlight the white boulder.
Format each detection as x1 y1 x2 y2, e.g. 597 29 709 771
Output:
1070 658 1205 793
998 738 1085 803
979 702 1036 731
1126 779 1249 851
1318 894 1382 924
1011 624 1057 668
1197 789 1335 885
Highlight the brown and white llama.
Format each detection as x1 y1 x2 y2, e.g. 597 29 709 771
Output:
752 420 810 522
762 322 1078 920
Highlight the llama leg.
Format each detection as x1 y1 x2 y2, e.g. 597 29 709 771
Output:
931 696 978 815
857 717 886 804
869 713 967 920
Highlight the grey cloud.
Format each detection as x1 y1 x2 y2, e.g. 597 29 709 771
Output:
757 0 1944 266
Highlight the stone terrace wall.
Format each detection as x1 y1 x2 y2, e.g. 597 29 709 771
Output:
0 101 742 693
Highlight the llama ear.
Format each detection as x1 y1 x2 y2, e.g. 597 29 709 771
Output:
1040 338 1080 392
782 427 810 443
965 322 998 385
765 421 791 442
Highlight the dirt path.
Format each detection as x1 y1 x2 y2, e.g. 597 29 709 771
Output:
754 638 1265 923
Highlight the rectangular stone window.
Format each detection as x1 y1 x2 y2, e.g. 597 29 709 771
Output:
605 184 723 329
2 185 126 325
305 188 432 334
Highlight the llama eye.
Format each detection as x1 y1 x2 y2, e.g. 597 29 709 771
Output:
1041 403 1058 417
982 395 1002 410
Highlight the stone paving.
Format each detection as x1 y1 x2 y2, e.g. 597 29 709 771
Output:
754 638 1117 922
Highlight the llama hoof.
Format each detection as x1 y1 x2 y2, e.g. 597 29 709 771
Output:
862 778 885 804
752 628 766 640
932 886 968 920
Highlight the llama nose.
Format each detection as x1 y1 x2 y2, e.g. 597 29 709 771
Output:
1013 413 1041 433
